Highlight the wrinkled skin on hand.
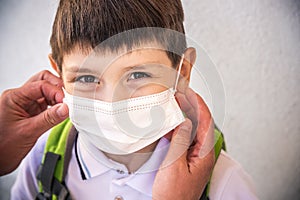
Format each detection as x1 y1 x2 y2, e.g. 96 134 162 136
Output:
0 70 68 175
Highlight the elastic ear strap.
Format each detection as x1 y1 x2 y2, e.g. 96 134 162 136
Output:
173 54 185 92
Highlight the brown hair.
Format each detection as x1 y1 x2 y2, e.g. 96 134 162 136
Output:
50 0 187 70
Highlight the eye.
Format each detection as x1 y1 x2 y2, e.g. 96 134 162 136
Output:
128 72 150 80
75 75 99 83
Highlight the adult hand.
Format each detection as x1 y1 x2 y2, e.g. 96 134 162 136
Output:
0 70 68 175
153 88 215 200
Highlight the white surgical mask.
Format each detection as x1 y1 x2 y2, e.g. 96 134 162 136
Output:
63 56 185 155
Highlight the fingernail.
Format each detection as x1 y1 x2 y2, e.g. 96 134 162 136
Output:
56 104 68 118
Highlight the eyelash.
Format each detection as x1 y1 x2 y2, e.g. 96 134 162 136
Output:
75 75 99 84
128 72 150 81
73 72 150 84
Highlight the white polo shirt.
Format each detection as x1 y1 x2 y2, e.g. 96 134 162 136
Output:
11 131 258 200
68 133 170 199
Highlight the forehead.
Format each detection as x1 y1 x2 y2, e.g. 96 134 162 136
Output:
62 45 173 72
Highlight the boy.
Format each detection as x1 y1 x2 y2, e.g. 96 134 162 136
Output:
11 0 257 199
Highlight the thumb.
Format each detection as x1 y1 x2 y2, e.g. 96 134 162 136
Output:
161 119 193 168
31 103 69 136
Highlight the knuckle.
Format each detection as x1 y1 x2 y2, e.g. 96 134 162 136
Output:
40 70 50 78
35 80 51 92
43 110 57 126
1 89 18 105
39 79 48 84
31 79 47 88
28 81 44 94
1 89 12 97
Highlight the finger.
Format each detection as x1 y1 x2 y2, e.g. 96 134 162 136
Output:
25 70 63 87
189 119 215 158
29 103 69 137
176 88 212 138
198 119 215 158
175 88 203 143
188 90 212 143
25 97 47 116
186 89 214 158
15 80 64 107
175 91 197 123
187 148 215 187
176 88 215 158
160 119 193 169
185 88 211 125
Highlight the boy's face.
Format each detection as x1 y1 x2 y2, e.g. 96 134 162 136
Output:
50 45 195 155
54 47 191 101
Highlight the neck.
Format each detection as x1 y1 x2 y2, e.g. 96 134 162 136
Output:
103 141 159 173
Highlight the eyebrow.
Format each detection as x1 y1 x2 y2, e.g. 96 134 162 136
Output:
65 66 99 74
65 61 167 74
127 63 166 70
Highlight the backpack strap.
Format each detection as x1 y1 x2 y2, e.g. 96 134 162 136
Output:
36 119 225 200
36 119 77 200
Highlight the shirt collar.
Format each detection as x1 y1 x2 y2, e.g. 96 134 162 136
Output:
77 134 170 196
126 138 170 196
77 134 127 178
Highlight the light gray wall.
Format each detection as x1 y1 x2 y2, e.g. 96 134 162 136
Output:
183 1 300 199
0 0 299 199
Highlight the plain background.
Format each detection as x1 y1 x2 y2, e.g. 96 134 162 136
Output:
0 0 299 199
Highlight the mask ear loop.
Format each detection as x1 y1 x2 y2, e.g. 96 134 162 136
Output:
173 54 185 93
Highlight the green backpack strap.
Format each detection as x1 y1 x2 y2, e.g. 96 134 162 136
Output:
36 119 225 200
214 126 226 159
36 118 77 200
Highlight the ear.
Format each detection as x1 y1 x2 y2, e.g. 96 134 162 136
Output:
177 47 196 91
179 47 196 82
48 54 61 75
